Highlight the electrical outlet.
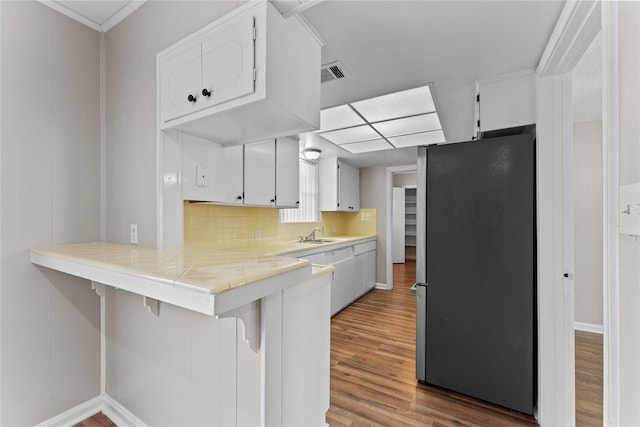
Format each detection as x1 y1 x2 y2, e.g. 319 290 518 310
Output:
130 224 138 244
254 229 261 241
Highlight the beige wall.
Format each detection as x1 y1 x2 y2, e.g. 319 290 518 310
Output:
572 120 603 327
0 1 101 424
618 2 640 423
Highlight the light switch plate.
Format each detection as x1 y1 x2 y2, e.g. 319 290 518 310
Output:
196 165 209 187
620 182 640 236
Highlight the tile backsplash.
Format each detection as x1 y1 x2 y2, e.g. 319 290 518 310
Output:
183 202 376 250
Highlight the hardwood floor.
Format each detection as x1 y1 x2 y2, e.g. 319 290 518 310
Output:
575 330 603 426
326 260 536 426
77 260 603 426
73 412 116 427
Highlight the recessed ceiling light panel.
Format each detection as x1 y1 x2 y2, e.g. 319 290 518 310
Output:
341 139 394 153
351 85 436 122
389 130 446 148
372 113 442 138
319 105 365 132
319 125 380 145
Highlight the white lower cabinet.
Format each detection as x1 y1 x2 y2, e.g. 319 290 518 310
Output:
290 239 377 317
263 267 332 426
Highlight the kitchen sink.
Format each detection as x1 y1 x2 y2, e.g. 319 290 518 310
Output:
299 239 338 244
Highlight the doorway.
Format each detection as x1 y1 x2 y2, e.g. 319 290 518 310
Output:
386 165 417 289
571 31 604 425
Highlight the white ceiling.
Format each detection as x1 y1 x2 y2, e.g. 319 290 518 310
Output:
44 0 567 168
298 0 566 167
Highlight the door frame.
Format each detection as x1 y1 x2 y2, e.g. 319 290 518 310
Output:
536 0 618 424
385 164 417 289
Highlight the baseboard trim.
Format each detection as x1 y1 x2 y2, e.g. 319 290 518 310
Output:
575 321 604 334
375 282 392 290
35 395 147 427
102 395 147 426
35 396 103 427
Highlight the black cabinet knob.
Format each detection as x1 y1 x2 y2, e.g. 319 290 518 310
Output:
187 94 196 103
202 89 211 97
270 199 275 203
237 195 242 200
296 201 300 205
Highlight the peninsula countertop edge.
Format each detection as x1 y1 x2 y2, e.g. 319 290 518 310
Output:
30 242 313 317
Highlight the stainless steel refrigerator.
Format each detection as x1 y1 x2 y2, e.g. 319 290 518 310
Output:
415 132 536 415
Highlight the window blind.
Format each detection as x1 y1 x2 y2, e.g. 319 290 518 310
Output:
280 159 319 222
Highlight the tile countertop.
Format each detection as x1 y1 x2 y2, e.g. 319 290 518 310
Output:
30 242 315 316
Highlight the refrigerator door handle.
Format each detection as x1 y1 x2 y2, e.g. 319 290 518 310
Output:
415 282 427 382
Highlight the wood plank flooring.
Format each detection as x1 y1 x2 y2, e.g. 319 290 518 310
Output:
76 260 603 426
326 260 536 426
575 330 603 426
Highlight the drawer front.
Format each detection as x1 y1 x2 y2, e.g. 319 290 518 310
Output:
303 253 325 265
325 246 354 265
353 240 376 256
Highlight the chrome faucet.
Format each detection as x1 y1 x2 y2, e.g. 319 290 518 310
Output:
305 227 322 241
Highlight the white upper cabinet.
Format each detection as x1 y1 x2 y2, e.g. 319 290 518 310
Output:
475 70 535 135
339 160 360 212
222 145 244 204
319 158 360 212
276 137 300 208
244 140 276 206
159 1 321 145
161 16 255 122
244 137 299 208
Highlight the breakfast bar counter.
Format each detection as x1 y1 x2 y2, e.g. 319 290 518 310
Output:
30 242 332 426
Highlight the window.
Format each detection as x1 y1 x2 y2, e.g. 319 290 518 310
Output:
280 159 319 222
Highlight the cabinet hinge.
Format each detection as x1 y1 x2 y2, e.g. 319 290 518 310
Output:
477 120 480 127
476 93 480 102
253 25 257 41
253 68 257 82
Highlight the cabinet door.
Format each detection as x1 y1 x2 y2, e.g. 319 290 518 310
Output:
160 43 203 122
275 137 299 208
244 140 276 206
222 145 244 204
330 257 356 316
364 250 376 291
201 16 256 109
338 160 360 211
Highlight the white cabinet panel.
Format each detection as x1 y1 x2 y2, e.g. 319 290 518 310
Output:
201 15 255 108
275 137 299 208
244 140 276 206
222 145 244 204
339 160 360 211
319 157 360 212
161 43 203 122
476 71 535 134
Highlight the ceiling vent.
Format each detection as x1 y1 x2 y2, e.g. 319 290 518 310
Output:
321 61 348 83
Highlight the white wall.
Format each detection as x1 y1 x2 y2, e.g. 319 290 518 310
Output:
572 120 603 327
103 2 264 424
618 2 640 423
0 1 101 424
